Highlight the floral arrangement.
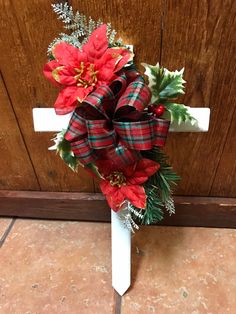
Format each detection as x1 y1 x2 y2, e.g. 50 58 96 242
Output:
44 3 195 231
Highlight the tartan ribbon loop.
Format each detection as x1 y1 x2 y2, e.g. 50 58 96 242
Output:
64 67 170 165
86 119 117 149
115 78 150 114
113 117 170 150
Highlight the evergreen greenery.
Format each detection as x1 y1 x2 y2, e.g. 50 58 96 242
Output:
131 147 180 225
48 2 120 56
142 147 180 202
142 186 164 224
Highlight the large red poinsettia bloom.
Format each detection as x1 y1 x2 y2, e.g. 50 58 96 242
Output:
97 158 160 211
44 24 133 114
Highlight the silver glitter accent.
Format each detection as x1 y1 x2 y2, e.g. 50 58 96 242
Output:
117 201 143 233
165 196 175 215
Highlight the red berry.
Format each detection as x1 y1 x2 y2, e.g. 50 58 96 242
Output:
148 104 155 113
154 105 165 117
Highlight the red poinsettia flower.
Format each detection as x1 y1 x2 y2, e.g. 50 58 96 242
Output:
97 158 160 211
44 24 133 114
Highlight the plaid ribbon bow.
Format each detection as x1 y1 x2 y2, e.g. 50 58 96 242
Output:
64 67 170 165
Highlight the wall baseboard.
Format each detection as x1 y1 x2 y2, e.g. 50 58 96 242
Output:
0 191 235 228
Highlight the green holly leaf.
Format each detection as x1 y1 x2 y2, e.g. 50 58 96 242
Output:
49 130 78 172
163 102 196 125
142 62 186 103
86 163 103 179
57 138 79 171
60 149 78 171
49 131 103 175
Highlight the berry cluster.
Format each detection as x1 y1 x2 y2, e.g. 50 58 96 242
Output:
148 104 165 117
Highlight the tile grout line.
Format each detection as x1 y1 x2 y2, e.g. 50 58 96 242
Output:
0 218 16 248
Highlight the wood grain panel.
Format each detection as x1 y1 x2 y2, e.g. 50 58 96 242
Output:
210 106 236 196
0 0 235 198
0 0 94 192
0 73 39 190
0 191 235 229
161 0 236 196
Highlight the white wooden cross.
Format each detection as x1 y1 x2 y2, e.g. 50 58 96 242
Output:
33 106 210 295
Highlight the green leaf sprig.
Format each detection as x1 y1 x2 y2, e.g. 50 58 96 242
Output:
142 62 196 125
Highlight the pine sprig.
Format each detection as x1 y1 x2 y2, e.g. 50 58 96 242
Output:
142 147 179 224
52 3 74 24
141 186 164 225
142 147 180 203
129 147 179 226
48 2 121 56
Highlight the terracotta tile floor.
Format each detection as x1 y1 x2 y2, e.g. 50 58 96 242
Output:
0 219 236 314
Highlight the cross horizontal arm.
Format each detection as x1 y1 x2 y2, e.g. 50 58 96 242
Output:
33 107 210 132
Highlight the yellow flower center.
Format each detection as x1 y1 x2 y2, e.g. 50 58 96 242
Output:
107 171 127 187
74 62 98 88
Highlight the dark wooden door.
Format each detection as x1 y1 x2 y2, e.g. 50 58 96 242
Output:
0 0 235 197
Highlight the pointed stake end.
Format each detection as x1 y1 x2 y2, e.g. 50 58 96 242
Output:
113 283 130 296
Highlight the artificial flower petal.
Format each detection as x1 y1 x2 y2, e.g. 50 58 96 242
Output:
43 60 61 86
54 87 78 115
54 42 87 67
135 158 160 177
106 190 126 211
96 159 117 177
54 86 92 115
121 185 146 209
100 180 118 197
95 54 119 83
106 47 134 72
52 66 77 85
127 173 148 185
44 25 136 114
100 181 125 211
122 163 136 177
82 24 108 62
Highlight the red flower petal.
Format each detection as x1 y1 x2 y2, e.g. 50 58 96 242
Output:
125 159 159 185
95 53 119 83
52 66 77 85
121 185 146 209
54 87 78 115
100 180 117 196
106 47 134 73
43 60 61 86
100 180 125 211
54 42 87 67
135 159 160 177
82 24 108 63
127 174 148 185
96 159 117 177
107 189 126 211
96 156 124 177
95 48 133 84
54 86 93 115
123 163 136 177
